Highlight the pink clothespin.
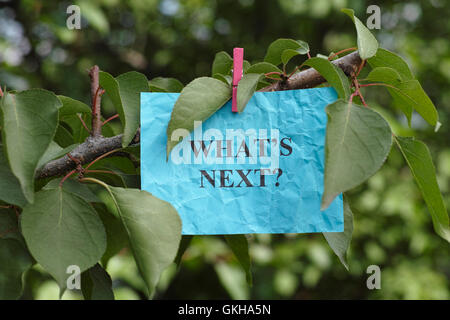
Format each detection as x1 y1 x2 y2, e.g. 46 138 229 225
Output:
232 47 244 113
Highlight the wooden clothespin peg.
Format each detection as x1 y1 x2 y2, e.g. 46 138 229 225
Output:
232 47 244 113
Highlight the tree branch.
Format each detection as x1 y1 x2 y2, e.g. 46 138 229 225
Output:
89 65 103 137
259 51 361 91
37 52 362 180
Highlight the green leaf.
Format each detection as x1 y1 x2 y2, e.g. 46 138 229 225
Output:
246 62 282 78
264 38 309 66
237 73 264 113
0 208 22 243
212 51 233 76
149 77 184 93
365 67 413 122
395 136 450 242
0 147 27 207
366 67 402 86
99 71 149 147
166 77 231 158
243 60 251 73
174 235 193 269
364 68 438 126
304 57 351 99
54 124 75 147
224 235 252 286
368 48 414 81
213 73 232 86
81 263 115 300
393 80 438 127
322 100 392 209
342 8 378 60
0 239 33 299
43 178 101 203
0 89 60 203
281 41 310 65
37 141 79 170
323 197 353 270
21 188 107 289
57 96 91 117
96 183 182 297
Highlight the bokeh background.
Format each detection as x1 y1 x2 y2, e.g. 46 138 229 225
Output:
0 0 449 299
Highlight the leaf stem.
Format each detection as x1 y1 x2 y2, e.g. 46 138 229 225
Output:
102 114 119 126
79 176 109 190
85 148 121 170
78 114 91 134
328 47 358 61
59 169 77 187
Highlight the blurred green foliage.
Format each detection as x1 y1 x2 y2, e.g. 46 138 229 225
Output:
1 0 448 299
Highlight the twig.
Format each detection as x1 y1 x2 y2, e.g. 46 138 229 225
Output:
102 114 119 126
89 66 103 137
78 114 91 134
328 47 357 61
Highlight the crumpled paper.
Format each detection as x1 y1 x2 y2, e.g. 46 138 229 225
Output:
141 87 343 235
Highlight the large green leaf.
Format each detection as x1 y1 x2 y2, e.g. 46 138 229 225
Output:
0 147 27 207
322 100 392 209
395 136 450 242
368 48 414 81
237 73 264 113
304 57 351 99
166 77 231 158
149 77 184 93
21 188 106 289
57 96 91 117
81 263 115 300
95 183 182 297
224 235 252 286
211 51 233 76
342 8 378 59
264 38 308 66
0 89 60 202
323 197 353 270
0 239 33 299
99 71 149 147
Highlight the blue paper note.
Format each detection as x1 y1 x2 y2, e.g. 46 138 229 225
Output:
141 88 343 235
